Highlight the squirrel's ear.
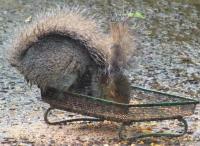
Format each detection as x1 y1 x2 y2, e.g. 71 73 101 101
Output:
110 22 118 35
110 22 121 44
110 21 129 45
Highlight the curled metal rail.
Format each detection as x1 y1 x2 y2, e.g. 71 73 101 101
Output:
44 107 104 125
44 107 188 142
118 117 188 143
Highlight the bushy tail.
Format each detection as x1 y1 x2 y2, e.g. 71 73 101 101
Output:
9 7 111 69
8 7 112 90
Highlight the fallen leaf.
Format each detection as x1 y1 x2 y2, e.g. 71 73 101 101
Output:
128 12 145 19
25 16 32 23
151 143 164 146
138 141 144 144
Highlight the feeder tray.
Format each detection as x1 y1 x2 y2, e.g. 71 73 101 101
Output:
41 86 199 141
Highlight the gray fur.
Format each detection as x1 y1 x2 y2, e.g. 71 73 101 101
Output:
9 7 112 95
20 34 95 92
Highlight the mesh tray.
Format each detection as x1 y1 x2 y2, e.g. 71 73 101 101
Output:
42 86 199 123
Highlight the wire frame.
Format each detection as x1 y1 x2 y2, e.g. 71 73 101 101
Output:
42 86 199 123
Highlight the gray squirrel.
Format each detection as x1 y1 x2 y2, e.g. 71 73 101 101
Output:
9 7 135 103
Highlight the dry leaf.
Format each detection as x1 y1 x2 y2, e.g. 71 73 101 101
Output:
25 16 32 23
138 141 144 144
151 143 164 146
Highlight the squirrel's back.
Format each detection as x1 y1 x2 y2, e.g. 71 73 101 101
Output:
9 7 112 92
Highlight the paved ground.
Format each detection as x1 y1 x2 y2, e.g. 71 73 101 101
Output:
0 0 200 145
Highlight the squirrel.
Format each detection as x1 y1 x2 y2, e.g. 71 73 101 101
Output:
9 7 135 104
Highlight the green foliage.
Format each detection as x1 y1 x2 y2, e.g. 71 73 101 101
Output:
127 11 145 19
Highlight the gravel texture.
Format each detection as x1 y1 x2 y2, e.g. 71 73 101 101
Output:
0 0 200 145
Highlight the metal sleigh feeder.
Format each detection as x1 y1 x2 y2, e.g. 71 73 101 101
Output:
41 85 199 141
